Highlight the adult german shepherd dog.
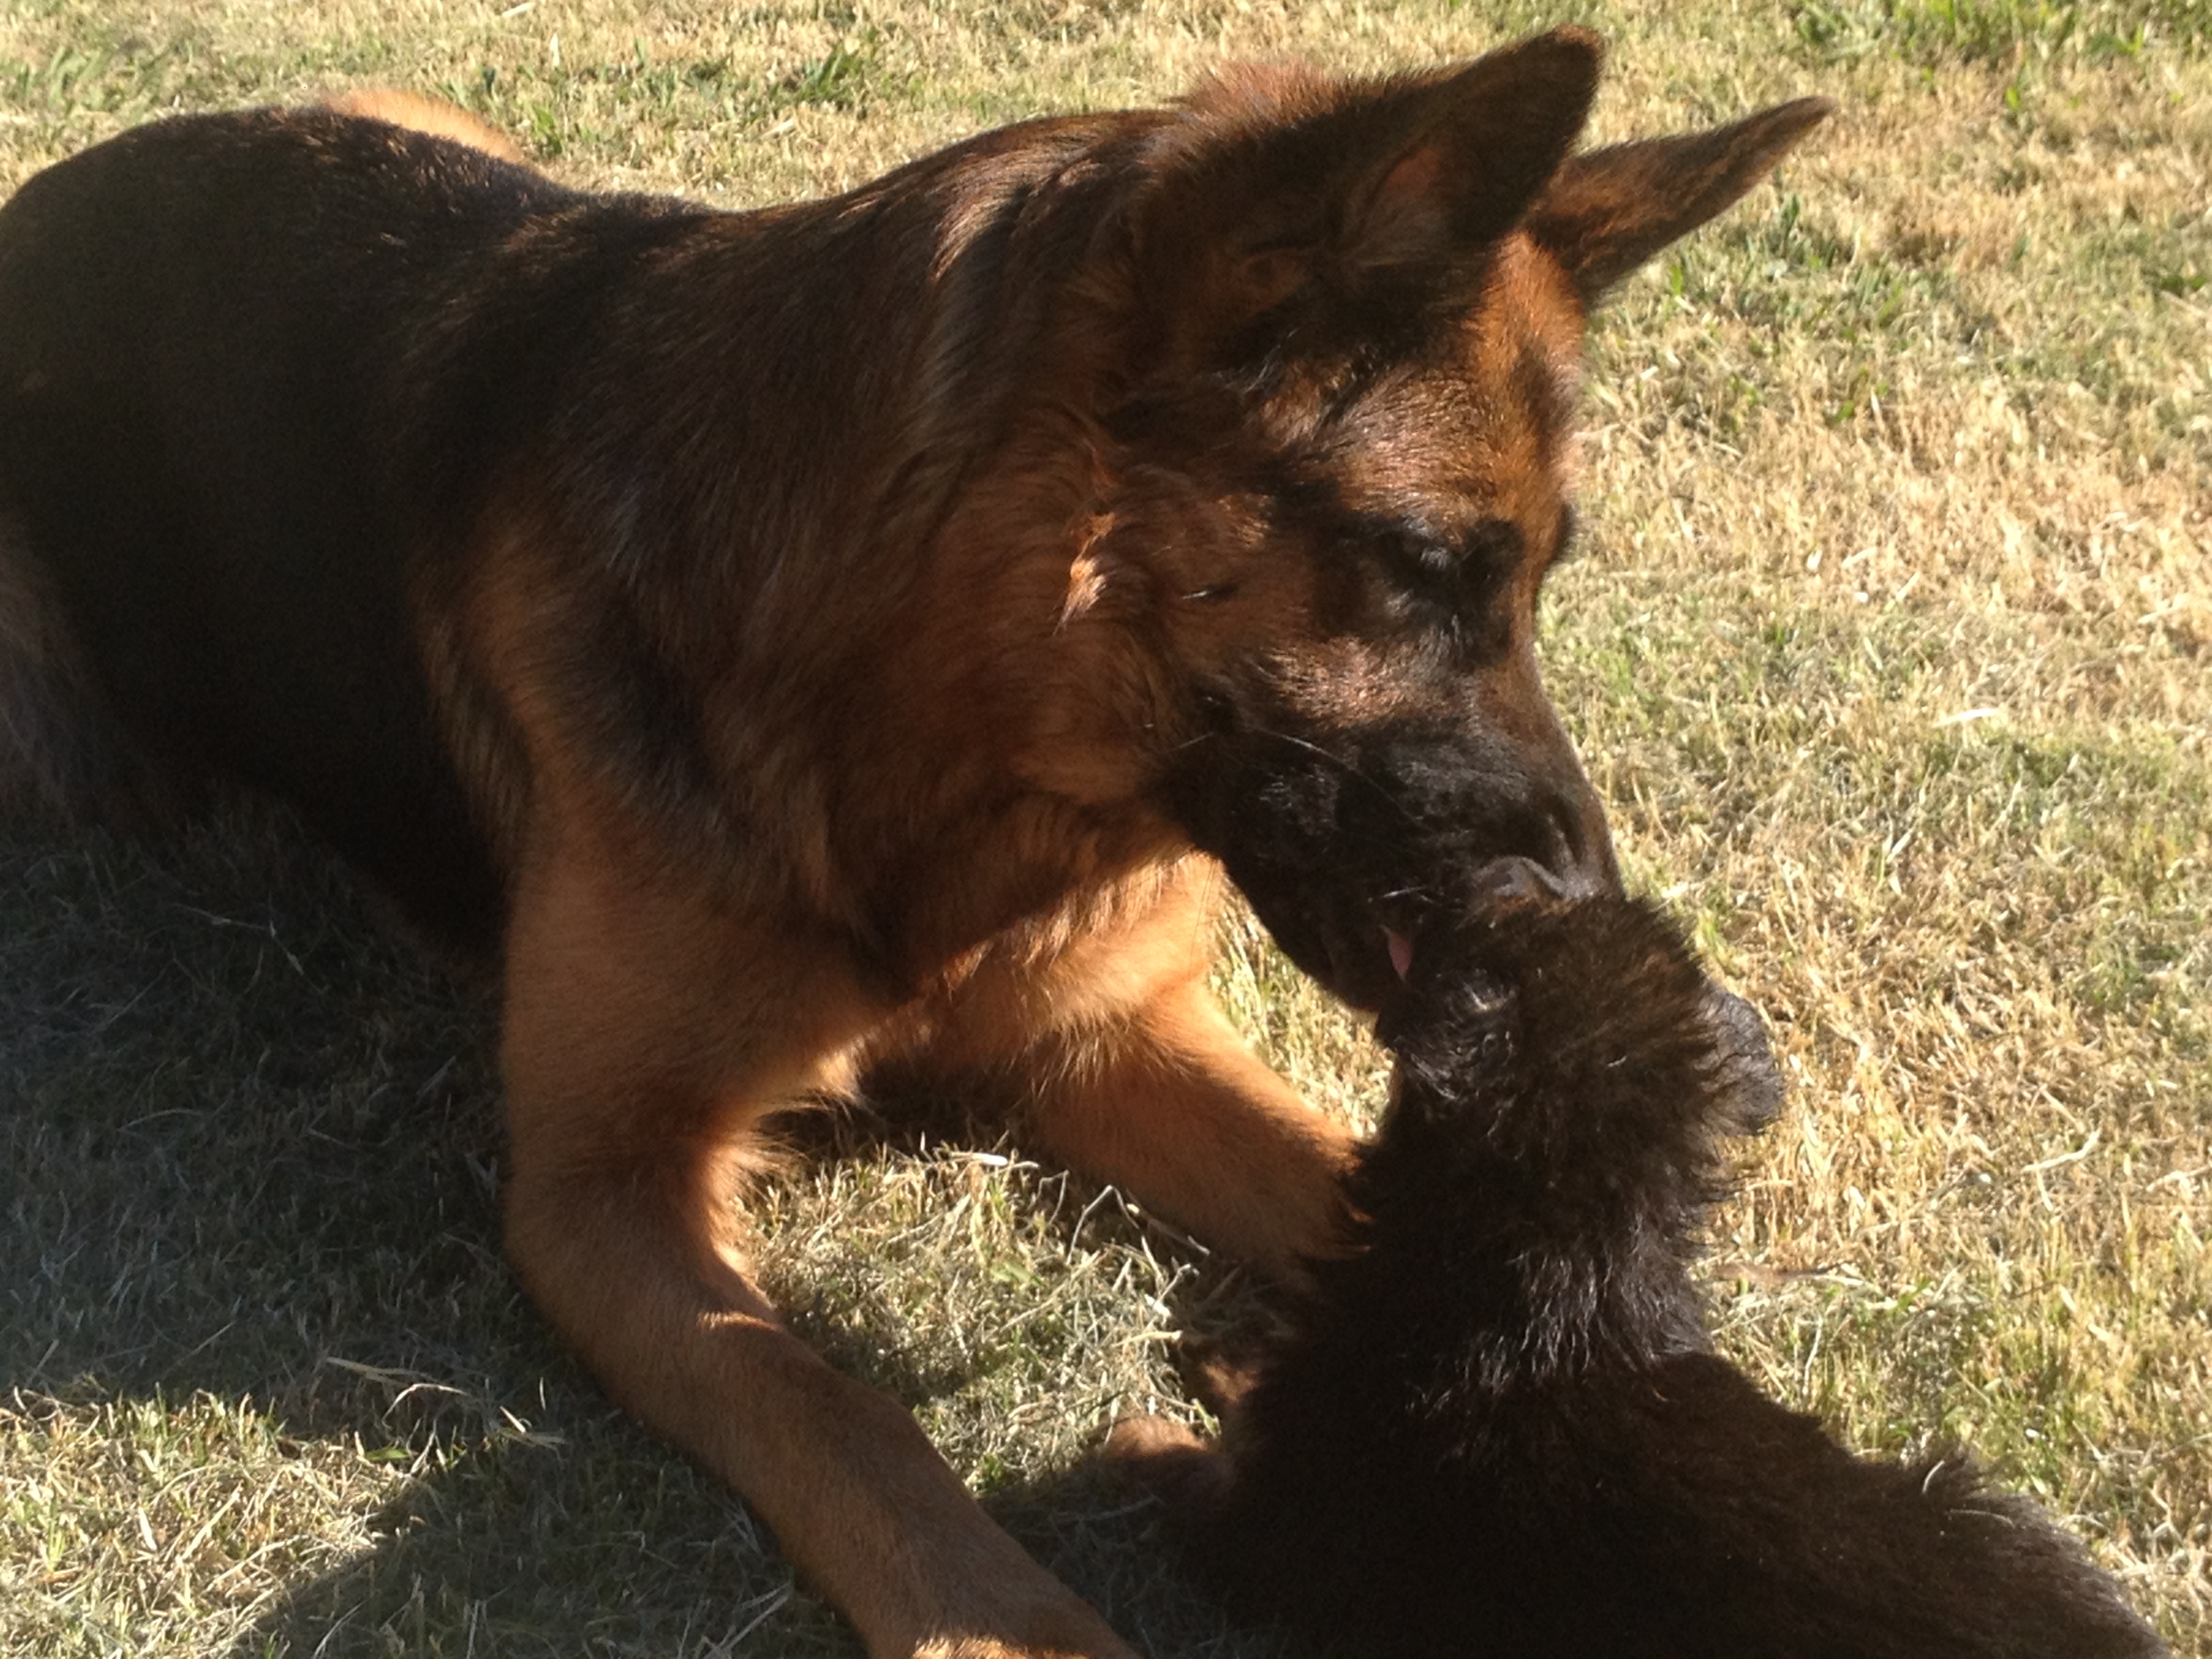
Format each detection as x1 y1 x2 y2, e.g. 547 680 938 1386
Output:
0 30 1827 1656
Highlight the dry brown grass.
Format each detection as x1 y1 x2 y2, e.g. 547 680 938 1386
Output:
1 1 2206 1654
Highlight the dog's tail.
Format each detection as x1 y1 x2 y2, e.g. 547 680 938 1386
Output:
0 493 189 825
319 89 528 165
0 515 123 821
0 514 70 815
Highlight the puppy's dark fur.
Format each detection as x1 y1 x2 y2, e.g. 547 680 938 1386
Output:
1122 899 2167 1659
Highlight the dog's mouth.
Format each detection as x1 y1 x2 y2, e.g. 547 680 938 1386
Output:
1154 691 1617 1010
1241 882 1410 1012
1239 854 1570 1012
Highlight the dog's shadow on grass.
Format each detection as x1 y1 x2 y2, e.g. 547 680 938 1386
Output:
1 814 1288 1658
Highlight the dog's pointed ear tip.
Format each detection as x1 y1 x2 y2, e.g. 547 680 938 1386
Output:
1522 22 1607 65
1437 26 1603 103
1501 24 1607 93
1761 94 1839 141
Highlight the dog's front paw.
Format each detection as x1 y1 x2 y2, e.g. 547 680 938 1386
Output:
916 1632 1137 1659
916 1622 1141 1659
1098 1413 1231 1517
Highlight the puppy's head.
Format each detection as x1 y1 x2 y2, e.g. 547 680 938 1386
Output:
1033 33 1828 1007
1373 881 1785 1169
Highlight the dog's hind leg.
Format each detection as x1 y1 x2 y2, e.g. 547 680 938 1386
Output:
498 808 1139 1659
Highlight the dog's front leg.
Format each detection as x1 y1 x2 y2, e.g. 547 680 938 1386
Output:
886 861 1358 1279
498 826 1138 1659
1021 976 1358 1279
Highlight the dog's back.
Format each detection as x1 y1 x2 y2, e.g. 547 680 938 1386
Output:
0 110 607 935
0 110 612 870
1193 899 2167 1658
0 98 1143 953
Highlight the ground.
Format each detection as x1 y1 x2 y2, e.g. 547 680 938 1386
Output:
0 2 2205 1655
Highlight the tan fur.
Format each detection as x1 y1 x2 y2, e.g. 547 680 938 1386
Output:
321 88 528 164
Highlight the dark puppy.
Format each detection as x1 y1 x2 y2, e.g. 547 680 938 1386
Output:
1118 895 2166 1659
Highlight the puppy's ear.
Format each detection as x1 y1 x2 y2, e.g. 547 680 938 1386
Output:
1130 28 1602 336
1524 96 1834 302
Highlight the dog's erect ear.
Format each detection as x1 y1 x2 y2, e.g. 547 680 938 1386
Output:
1327 28 1603 272
1131 29 1603 332
1524 96 1834 302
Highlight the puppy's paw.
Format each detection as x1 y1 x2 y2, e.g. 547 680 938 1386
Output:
1701 983 1784 1132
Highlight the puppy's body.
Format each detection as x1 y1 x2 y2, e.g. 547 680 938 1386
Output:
1128 901 2166 1659
1 37 1829 1656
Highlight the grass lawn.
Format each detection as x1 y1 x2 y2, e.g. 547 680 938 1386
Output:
1 1 2206 1654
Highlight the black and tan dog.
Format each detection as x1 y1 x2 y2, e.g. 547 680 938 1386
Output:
1114 893 2168 1658
0 30 1828 1657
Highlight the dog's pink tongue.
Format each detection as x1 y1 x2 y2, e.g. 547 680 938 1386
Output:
1385 928 1414 981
